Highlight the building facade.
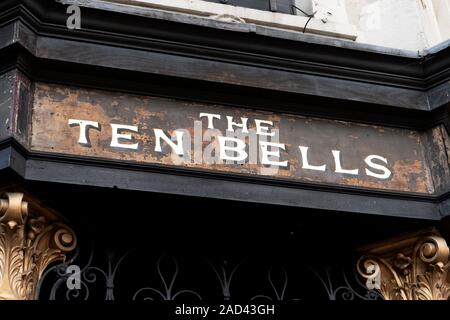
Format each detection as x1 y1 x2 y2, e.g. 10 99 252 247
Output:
0 0 450 301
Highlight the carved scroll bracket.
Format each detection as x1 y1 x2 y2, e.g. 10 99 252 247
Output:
357 231 450 300
0 193 76 300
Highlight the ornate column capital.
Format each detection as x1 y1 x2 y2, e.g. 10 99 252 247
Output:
357 231 450 300
0 192 76 300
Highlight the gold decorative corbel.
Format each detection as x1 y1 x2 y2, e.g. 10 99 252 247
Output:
357 231 450 300
0 192 76 300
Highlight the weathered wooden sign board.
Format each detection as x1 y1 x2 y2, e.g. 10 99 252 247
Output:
30 83 436 194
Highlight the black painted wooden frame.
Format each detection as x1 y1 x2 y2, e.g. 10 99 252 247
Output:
0 0 449 220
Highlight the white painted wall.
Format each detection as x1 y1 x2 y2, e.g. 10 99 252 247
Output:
296 0 450 50
105 0 450 51
346 0 450 51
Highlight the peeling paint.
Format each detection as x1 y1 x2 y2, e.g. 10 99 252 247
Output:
29 83 436 194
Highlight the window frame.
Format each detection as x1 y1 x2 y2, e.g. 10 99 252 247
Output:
106 0 358 40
